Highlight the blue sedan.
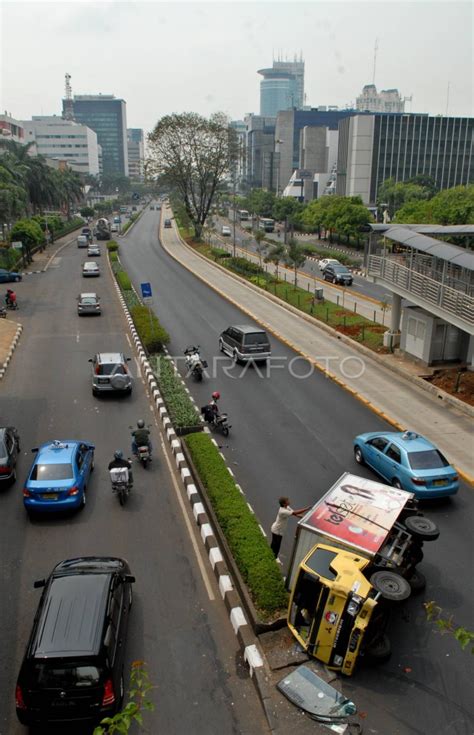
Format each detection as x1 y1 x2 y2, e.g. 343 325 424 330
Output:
353 430 459 499
0 268 22 283
23 440 95 514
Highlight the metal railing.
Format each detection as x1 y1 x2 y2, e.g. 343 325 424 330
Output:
368 255 474 326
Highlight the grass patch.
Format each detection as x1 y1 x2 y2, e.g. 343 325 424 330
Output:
130 305 169 352
109 251 118 262
107 240 119 252
185 432 288 618
151 356 201 428
116 270 131 291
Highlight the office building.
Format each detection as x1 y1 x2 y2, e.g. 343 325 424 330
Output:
0 112 25 144
336 113 474 205
258 56 305 117
63 95 128 176
127 128 145 180
244 114 276 189
23 116 100 176
356 85 408 113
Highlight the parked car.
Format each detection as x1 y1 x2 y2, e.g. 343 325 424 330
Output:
164 218 172 228
0 426 20 484
77 235 89 248
221 225 231 236
77 292 101 316
318 258 340 271
15 556 135 728
87 244 101 257
89 352 132 395
322 263 353 286
23 439 95 514
0 268 22 283
82 261 100 277
219 325 271 363
150 205 155 210
353 430 459 498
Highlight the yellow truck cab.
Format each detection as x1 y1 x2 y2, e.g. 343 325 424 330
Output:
287 473 439 675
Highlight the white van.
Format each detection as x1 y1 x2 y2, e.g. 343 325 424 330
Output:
77 235 89 248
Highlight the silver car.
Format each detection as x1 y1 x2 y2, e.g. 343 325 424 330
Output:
89 352 132 395
83 261 100 277
87 244 101 257
77 293 101 316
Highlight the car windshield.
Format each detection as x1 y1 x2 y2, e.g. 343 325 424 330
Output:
31 463 74 480
332 265 349 272
408 450 450 470
98 363 125 375
32 663 101 688
81 297 97 304
245 333 267 345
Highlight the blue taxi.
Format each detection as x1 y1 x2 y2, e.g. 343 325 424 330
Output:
23 440 95 514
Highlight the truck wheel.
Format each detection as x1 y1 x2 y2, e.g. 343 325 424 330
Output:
404 515 440 541
364 633 392 663
370 571 411 601
408 569 426 593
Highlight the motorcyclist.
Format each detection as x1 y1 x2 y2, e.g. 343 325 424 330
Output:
5 289 16 307
108 450 133 484
131 419 152 457
203 392 220 423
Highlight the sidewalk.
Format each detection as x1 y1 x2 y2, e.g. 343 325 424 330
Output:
161 207 473 482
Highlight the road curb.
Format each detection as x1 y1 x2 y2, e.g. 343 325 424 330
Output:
0 323 23 379
108 258 272 719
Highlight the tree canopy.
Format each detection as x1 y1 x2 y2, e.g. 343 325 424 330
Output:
394 185 474 225
148 111 236 238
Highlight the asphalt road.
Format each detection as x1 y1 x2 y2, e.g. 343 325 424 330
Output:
0 239 268 735
120 208 474 735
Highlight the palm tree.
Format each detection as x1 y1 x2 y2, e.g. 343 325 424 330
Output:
265 243 286 281
55 169 84 219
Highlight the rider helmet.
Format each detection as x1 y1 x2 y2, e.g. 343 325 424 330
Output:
114 449 123 460
137 419 145 428
212 391 220 401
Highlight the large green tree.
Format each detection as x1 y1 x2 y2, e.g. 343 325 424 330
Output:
148 111 236 239
394 185 474 225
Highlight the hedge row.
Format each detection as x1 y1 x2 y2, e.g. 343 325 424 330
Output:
107 240 119 252
185 432 288 618
130 305 169 352
116 270 132 291
121 213 139 234
152 356 201 428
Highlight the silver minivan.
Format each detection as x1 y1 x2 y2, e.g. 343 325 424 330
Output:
89 353 132 395
219 325 271 363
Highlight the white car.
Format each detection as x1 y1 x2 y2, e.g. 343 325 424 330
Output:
87 244 100 257
319 258 340 271
77 235 89 248
221 225 231 237
110 224 119 233
82 261 100 277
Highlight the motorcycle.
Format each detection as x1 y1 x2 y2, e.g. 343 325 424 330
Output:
109 466 133 506
5 299 18 310
129 425 152 468
201 405 231 437
184 345 208 382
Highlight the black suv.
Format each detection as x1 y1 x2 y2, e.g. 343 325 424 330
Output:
16 557 135 728
322 263 353 286
0 426 20 484
219 325 271 363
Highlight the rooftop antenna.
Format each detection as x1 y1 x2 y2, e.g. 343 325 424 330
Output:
64 73 74 121
445 81 450 116
372 38 378 85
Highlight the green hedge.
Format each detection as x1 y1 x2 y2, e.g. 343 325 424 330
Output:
152 356 201 428
185 433 288 618
55 218 84 239
107 240 119 252
130 305 170 352
109 251 118 262
116 270 131 291
122 213 139 234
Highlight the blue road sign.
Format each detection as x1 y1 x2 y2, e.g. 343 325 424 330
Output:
140 282 152 299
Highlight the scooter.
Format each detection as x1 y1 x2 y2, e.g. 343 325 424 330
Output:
129 425 152 468
5 299 18 310
109 466 133 506
202 406 231 437
184 345 208 382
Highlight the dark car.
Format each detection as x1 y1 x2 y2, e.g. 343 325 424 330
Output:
163 218 172 228
16 557 135 728
0 268 22 283
0 426 20 483
322 264 353 286
219 325 271 363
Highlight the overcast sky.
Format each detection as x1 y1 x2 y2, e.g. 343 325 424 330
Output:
1 1 472 135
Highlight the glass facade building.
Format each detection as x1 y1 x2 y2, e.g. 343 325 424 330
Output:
63 96 128 176
258 59 305 118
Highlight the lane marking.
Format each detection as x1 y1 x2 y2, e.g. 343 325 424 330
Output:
126 333 132 349
160 435 215 601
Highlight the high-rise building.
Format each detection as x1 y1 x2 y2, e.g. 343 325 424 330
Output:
127 128 145 180
336 113 474 205
63 95 128 176
356 84 408 113
258 56 305 117
23 116 100 176
244 114 276 189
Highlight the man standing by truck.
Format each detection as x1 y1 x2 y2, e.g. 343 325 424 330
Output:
271 497 311 561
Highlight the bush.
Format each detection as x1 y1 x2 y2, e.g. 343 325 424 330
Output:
10 219 44 248
153 356 201 428
116 270 131 291
107 241 119 252
109 251 118 262
185 433 288 617
0 246 21 270
226 257 265 277
210 247 230 260
130 305 170 352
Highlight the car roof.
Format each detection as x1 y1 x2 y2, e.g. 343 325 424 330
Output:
230 325 267 334
372 431 434 453
32 573 110 658
95 352 124 362
84 261 98 266
80 292 98 299
36 440 80 463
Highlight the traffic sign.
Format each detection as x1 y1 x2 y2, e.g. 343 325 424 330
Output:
140 282 152 299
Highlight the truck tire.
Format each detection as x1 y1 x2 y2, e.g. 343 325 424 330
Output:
370 571 411 601
364 633 392 663
404 515 439 541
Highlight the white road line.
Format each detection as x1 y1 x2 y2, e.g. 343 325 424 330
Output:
76 333 80 343
159 436 215 601
126 333 132 349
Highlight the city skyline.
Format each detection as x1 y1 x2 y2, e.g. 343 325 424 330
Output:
1 1 472 137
